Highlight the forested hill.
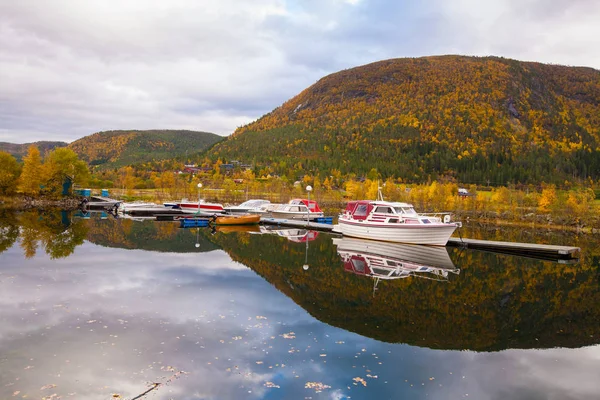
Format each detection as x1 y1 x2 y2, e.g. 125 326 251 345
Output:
68 129 222 169
0 141 68 160
210 55 600 184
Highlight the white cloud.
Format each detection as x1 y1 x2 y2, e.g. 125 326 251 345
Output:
0 0 599 143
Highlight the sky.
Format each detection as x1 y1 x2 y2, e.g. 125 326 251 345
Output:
1 0 600 144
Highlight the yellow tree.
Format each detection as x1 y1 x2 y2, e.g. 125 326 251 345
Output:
538 185 557 213
42 148 89 197
0 151 21 195
18 145 43 197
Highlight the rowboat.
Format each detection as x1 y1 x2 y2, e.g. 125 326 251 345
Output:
215 214 261 225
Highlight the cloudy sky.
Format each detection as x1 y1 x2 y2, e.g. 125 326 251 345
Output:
1 0 600 144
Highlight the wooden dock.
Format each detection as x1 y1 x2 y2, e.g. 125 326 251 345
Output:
446 238 580 260
259 218 579 260
260 217 339 232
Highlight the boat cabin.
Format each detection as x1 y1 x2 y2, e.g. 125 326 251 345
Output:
288 199 323 213
342 200 433 223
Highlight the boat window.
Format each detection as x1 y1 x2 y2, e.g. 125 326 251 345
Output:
389 218 398 223
421 218 431 224
374 206 393 214
351 259 367 273
354 204 369 216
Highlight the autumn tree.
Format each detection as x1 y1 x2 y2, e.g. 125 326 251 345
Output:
0 151 21 195
18 145 43 197
42 148 90 197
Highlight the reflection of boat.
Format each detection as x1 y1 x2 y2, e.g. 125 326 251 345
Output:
333 237 459 285
337 193 461 246
259 226 319 242
215 225 261 234
215 214 261 225
224 199 271 215
271 199 324 220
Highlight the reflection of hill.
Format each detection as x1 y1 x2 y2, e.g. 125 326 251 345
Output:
85 218 220 253
207 230 600 352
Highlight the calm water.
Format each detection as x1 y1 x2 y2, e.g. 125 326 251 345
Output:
0 209 599 400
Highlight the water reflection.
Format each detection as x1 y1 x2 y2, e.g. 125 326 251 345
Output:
1 211 600 399
333 237 460 295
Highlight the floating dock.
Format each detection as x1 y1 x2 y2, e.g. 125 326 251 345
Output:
258 218 580 260
446 238 580 260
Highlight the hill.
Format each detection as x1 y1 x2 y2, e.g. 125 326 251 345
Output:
0 141 68 160
210 55 600 184
68 129 223 169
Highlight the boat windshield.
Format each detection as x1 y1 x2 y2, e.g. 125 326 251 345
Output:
394 206 417 216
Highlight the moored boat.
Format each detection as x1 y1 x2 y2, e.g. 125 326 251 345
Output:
224 199 271 215
215 214 261 225
270 199 324 220
177 198 226 215
337 194 461 246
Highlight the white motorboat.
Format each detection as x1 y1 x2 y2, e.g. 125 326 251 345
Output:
224 199 271 215
177 198 226 215
337 192 461 246
270 199 324 220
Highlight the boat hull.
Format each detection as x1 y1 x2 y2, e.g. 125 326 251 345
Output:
337 219 458 246
215 214 261 225
179 203 225 215
270 211 324 220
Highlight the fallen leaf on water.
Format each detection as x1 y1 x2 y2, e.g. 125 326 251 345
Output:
353 377 367 387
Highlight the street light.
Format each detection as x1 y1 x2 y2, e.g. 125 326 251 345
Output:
305 185 313 225
197 183 202 202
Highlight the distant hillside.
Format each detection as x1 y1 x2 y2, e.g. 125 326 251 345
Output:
0 141 68 160
69 129 223 169
210 55 600 184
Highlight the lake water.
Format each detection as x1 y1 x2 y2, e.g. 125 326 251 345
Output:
0 209 599 400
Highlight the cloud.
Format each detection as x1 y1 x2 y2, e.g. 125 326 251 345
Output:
0 0 599 143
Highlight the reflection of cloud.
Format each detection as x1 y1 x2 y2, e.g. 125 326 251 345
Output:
1 240 600 399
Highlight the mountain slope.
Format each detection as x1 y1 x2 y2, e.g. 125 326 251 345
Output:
210 55 600 184
0 141 68 160
69 129 223 169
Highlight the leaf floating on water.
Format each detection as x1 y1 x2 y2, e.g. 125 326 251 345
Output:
282 332 296 339
256 316 267 320
40 383 57 390
264 381 280 388
353 377 367 387
112 394 122 398
305 382 331 393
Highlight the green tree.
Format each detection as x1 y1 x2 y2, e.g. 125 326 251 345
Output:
0 151 21 195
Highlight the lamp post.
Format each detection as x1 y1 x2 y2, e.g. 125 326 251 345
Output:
305 185 312 225
197 182 202 202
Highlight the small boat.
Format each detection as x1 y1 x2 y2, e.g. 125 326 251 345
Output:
337 191 461 246
215 214 261 225
224 199 271 215
270 199 324 220
177 198 226 215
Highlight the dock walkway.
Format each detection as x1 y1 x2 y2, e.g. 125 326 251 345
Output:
259 217 580 260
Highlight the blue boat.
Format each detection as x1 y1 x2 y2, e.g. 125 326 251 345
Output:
179 218 210 228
